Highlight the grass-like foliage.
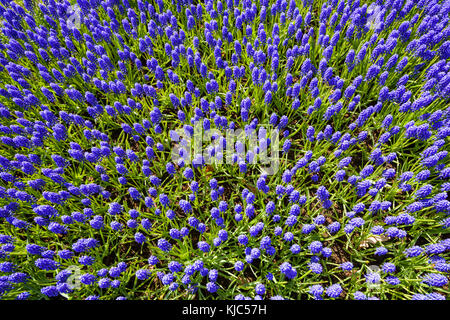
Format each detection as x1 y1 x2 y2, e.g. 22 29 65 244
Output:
0 0 449 300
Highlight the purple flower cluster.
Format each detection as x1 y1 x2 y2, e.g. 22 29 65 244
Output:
0 0 448 301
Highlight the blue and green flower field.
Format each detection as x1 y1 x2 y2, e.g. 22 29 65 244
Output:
0 0 449 300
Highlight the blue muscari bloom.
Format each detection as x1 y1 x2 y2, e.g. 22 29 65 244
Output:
382 263 396 274
326 284 342 298
254 283 266 296
309 241 323 254
146 255 160 266
309 262 323 274
136 269 151 281
159 194 170 207
375 247 388 256
309 284 324 299
237 233 249 245
51 246 72 261
134 232 146 244
197 241 210 253
35 258 59 271
41 286 59 297
156 238 172 252
422 273 448 287
322 247 332 258
108 202 123 215
316 186 330 201
179 200 192 213
234 260 244 272
328 221 341 234
279 262 297 280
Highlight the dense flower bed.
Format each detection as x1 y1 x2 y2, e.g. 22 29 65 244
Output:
0 0 449 300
